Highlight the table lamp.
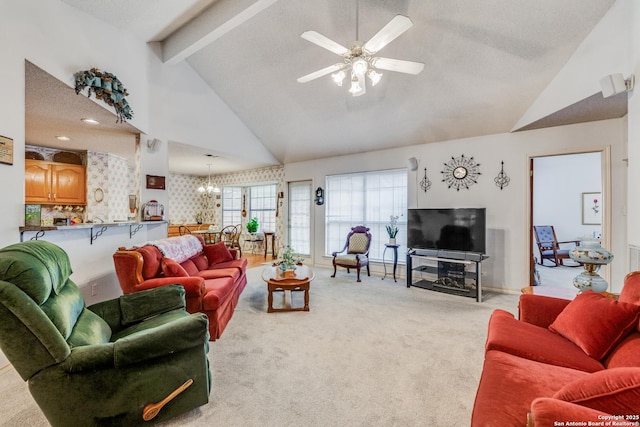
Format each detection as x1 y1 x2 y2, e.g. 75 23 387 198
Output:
569 241 614 293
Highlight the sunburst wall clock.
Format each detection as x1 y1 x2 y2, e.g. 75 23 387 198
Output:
441 154 481 191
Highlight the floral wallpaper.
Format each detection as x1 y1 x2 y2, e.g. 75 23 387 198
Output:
168 165 285 249
26 144 285 248
86 151 131 222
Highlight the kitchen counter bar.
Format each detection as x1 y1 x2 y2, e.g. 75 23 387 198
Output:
20 221 167 244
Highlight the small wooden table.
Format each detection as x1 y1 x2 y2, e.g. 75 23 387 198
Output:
261 265 314 313
263 231 276 259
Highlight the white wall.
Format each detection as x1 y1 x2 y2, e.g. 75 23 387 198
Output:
0 0 261 263
0 0 268 367
627 0 640 247
285 118 627 294
533 152 603 245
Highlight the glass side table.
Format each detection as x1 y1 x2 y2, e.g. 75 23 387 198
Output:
382 244 400 282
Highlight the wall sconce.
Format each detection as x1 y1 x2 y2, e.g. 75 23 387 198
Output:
600 73 635 98
315 187 324 205
147 138 160 151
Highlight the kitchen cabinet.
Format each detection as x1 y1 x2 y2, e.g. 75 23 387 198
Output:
25 159 86 205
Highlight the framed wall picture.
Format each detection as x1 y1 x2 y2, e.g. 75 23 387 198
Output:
25 204 41 226
0 135 14 165
582 192 602 225
146 175 166 190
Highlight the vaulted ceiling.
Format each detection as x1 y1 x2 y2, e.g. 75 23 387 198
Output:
35 0 620 175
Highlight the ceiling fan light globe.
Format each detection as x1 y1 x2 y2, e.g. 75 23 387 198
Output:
352 59 368 75
349 79 362 95
332 70 346 86
349 72 366 96
368 69 383 86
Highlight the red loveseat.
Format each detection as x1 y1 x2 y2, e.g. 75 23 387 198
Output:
472 272 640 426
113 235 247 341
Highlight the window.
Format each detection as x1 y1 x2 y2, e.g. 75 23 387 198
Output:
249 184 276 233
222 186 242 227
288 182 312 255
325 169 407 261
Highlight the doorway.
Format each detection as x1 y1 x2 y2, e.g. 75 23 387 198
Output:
530 150 608 289
288 181 312 256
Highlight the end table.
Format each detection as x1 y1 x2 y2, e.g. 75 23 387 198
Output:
382 244 400 282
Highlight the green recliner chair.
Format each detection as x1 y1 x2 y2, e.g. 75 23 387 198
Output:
0 240 211 426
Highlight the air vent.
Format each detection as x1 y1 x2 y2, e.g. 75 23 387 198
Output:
629 245 640 272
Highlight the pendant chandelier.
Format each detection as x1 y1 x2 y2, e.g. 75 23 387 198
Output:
197 164 220 195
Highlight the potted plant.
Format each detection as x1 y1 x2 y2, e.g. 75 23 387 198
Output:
386 215 399 245
276 245 299 278
194 211 204 224
246 217 259 234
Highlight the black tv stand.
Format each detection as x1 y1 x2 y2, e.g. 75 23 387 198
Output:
406 249 489 302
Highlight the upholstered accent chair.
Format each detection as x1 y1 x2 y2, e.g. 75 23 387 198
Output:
0 241 211 426
331 226 372 282
533 225 580 267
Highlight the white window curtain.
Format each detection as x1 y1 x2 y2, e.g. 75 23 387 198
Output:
288 181 312 255
325 169 407 261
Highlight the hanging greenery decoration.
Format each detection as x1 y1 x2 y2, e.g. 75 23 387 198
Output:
74 68 133 123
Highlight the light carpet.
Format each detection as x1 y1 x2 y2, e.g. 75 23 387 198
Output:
0 267 520 427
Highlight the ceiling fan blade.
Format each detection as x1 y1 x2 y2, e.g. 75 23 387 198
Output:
301 31 350 56
363 15 413 54
297 63 346 83
370 57 424 75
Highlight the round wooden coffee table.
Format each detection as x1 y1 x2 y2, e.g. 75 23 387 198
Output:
261 265 315 313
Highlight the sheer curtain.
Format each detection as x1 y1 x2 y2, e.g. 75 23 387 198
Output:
288 181 312 255
325 169 407 261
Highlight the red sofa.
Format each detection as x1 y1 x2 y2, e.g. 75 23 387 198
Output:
472 272 640 426
113 235 247 341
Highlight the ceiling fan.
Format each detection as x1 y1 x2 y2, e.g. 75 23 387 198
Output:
297 3 424 97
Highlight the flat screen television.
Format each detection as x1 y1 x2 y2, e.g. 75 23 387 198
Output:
407 208 486 254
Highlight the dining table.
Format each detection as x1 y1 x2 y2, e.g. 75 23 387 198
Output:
191 228 220 244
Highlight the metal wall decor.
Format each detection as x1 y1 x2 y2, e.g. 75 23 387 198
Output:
494 161 510 190
441 154 481 191
420 168 432 192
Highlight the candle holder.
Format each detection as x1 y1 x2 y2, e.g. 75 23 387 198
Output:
569 241 614 293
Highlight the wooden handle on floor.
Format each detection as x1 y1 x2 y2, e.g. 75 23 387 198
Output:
142 378 193 421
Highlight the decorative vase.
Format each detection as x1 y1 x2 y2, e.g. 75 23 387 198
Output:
569 241 614 293
389 237 396 245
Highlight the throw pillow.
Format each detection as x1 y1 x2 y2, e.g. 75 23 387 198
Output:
549 291 640 360
205 241 234 265
161 257 189 277
553 367 640 415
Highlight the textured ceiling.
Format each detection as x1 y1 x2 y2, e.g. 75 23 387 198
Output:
38 0 619 175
